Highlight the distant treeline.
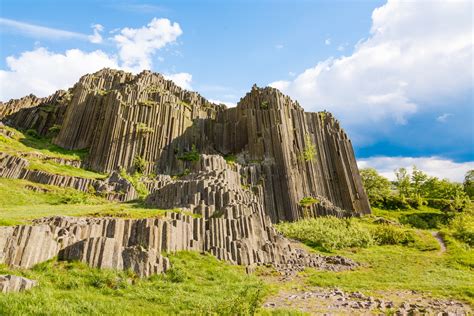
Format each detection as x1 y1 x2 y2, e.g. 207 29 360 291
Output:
360 167 473 212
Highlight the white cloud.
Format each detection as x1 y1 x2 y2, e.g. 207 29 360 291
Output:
0 18 105 44
357 156 474 182
325 38 331 45
436 113 452 123
163 72 192 90
0 48 118 101
269 0 473 139
113 18 182 71
208 99 236 108
275 44 284 49
269 80 290 91
88 24 104 44
0 18 187 101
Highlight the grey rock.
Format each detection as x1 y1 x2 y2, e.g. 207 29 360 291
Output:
0 275 38 293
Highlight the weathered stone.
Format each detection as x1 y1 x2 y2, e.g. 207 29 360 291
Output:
1 68 371 222
0 275 38 293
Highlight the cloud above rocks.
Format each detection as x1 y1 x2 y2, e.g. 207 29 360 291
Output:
0 18 186 101
269 0 473 141
113 18 182 72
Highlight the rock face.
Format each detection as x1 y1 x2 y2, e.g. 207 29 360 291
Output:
0 275 38 293
0 68 370 221
0 154 357 277
0 153 137 202
0 210 356 277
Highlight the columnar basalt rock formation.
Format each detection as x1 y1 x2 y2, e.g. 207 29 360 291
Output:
0 68 370 221
0 210 356 278
0 152 137 202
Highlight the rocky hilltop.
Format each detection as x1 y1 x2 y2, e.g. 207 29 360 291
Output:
0 68 369 281
1 68 370 222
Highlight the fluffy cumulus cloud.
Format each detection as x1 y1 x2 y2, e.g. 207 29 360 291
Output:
0 18 185 101
357 157 474 182
270 0 473 133
113 18 182 71
0 48 118 101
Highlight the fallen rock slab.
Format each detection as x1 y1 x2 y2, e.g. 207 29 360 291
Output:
0 275 38 293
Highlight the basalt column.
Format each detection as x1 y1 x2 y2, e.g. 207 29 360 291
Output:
206 86 370 222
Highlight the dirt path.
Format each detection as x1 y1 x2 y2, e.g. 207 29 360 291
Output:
431 231 447 253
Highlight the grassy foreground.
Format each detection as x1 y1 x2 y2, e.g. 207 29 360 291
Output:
0 252 265 315
0 125 472 313
275 209 474 305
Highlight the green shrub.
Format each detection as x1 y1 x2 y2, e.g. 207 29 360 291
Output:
260 100 269 109
299 196 320 207
165 267 189 283
25 129 39 138
48 124 61 136
400 212 449 229
406 195 427 209
300 134 316 162
223 154 236 165
119 168 149 199
133 155 147 174
370 225 414 246
449 214 474 246
382 195 411 210
177 144 200 162
276 217 373 252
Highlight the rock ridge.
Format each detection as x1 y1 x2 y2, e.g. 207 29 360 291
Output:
0 68 370 221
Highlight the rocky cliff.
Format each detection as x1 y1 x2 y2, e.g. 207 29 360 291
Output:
0 68 370 222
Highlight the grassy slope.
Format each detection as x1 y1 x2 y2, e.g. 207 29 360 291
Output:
0 252 265 315
0 126 105 179
0 178 184 226
275 210 474 305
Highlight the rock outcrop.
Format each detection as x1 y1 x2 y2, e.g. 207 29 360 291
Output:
0 275 38 293
1 68 370 221
0 153 137 202
0 154 357 277
0 68 371 279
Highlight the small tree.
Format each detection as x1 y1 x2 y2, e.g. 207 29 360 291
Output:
463 170 474 199
394 167 411 197
360 168 391 207
411 166 428 198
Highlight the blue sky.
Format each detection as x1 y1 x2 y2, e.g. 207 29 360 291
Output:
0 0 473 181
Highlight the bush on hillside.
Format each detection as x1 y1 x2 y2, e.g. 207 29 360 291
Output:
399 212 449 229
381 195 411 210
370 225 414 246
276 217 373 252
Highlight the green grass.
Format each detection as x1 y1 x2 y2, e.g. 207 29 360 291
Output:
303 245 474 304
276 211 474 305
28 160 106 180
0 126 105 180
0 252 266 315
0 126 87 160
0 179 181 225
